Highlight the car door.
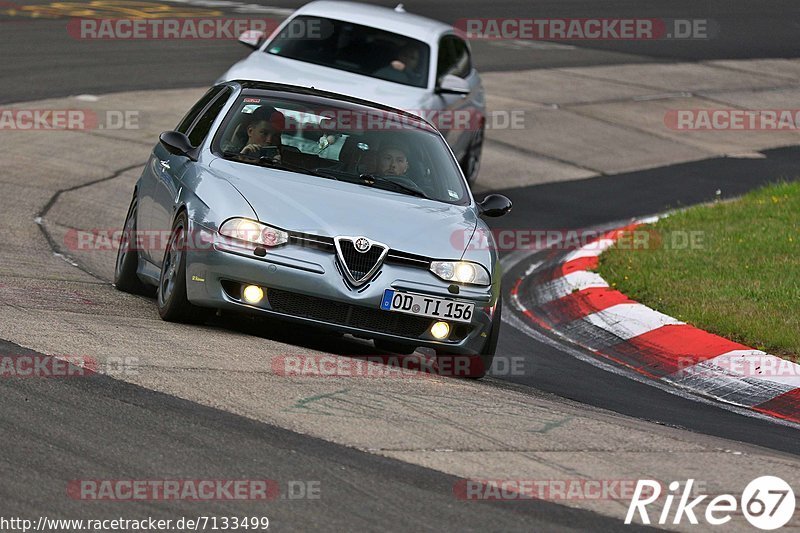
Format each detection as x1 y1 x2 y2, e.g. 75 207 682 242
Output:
147 86 231 266
138 87 224 262
435 34 479 161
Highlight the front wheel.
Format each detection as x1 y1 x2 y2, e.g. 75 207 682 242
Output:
157 212 207 323
461 125 484 185
479 296 502 364
436 297 501 379
114 193 153 296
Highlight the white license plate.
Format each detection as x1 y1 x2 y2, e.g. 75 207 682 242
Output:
380 289 474 323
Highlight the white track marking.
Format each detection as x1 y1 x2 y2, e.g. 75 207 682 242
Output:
535 271 608 304
700 350 800 388
582 303 683 340
500 310 800 430
562 238 615 262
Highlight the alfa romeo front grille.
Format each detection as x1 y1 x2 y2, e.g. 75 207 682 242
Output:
334 237 388 286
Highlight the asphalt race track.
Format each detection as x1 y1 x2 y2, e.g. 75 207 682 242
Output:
1 336 647 531
4 0 800 103
1 1 799 530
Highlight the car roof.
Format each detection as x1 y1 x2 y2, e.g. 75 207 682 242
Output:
231 80 440 134
293 1 452 42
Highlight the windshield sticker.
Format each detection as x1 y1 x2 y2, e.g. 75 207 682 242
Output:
448 190 459 199
243 98 261 104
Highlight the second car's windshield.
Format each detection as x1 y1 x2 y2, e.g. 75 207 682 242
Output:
265 16 430 89
214 94 468 205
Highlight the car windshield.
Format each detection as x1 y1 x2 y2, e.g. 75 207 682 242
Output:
214 94 468 205
265 16 430 89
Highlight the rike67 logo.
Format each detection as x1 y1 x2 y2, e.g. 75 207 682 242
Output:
626 476 795 530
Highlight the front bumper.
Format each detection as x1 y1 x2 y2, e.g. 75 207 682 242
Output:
184 233 496 354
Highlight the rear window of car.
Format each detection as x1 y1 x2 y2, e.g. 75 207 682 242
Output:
265 16 430 89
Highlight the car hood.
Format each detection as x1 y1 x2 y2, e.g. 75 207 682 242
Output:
209 158 476 259
221 52 428 112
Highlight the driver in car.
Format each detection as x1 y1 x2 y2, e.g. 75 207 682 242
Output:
378 144 410 176
377 141 437 198
374 44 423 86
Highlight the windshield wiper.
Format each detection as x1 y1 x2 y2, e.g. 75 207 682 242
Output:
222 151 337 181
359 174 429 199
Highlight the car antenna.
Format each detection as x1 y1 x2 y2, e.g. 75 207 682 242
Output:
394 4 405 13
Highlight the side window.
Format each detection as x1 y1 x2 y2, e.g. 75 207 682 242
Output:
175 86 225 134
450 37 471 78
187 88 232 147
437 36 471 81
436 37 456 82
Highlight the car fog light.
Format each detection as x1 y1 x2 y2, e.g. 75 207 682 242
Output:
242 285 264 304
430 321 451 340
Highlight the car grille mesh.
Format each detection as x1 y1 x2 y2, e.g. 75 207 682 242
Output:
338 240 385 282
266 289 432 337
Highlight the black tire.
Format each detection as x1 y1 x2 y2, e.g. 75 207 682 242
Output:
461 125 484 185
374 339 417 355
114 194 153 296
435 297 501 379
157 212 207 323
479 296 502 365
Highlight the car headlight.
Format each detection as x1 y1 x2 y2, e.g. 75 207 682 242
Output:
430 261 491 285
219 218 288 247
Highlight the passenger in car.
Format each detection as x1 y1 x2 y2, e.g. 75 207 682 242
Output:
238 106 286 161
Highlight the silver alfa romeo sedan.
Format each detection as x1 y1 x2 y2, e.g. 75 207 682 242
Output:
114 81 510 377
218 1 487 184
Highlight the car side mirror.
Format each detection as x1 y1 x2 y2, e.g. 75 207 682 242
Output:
478 194 512 217
159 131 198 161
435 74 470 95
238 30 265 50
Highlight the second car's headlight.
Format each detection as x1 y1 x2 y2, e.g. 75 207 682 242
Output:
219 218 288 247
430 261 491 285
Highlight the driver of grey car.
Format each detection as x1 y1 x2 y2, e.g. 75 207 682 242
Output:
378 144 410 176
374 44 423 86
377 140 437 197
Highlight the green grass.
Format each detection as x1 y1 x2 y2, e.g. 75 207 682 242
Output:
598 181 800 359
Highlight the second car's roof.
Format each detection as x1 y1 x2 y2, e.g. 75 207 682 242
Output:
293 1 452 42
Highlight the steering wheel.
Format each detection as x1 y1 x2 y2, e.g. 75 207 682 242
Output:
383 175 428 195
